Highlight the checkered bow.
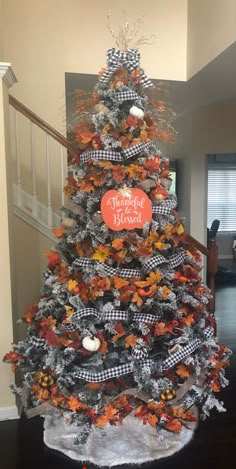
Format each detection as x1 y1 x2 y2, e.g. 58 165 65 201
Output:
116 90 140 102
29 336 47 348
73 358 154 382
99 48 153 88
80 141 152 163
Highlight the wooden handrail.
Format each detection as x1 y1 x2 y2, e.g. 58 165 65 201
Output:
9 95 78 154
186 233 209 257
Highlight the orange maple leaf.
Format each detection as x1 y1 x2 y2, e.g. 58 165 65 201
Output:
112 238 124 250
77 132 94 145
40 315 57 330
176 364 190 378
165 419 182 433
154 322 168 336
68 396 84 412
95 415 109 427
211 381 221 392
67 279 79 293
125 335 138 348
112 324 126 342
132 291 143 307
113 276 129 290
99 339 108 354
51 225 66 239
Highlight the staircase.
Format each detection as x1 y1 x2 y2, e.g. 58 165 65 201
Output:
8 95 218 313
9 96 77 241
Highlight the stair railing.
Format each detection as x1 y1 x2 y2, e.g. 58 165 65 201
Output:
9 95 77 233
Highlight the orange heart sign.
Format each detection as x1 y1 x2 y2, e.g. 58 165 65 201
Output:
101 188 152 231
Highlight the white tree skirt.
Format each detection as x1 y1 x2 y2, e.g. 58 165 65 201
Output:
44 411 198 466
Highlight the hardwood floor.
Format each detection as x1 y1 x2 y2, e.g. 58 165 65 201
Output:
1 286 235 469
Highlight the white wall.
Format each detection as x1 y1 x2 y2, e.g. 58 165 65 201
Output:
187 0 236 78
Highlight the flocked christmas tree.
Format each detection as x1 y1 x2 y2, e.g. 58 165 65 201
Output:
4 22 231 465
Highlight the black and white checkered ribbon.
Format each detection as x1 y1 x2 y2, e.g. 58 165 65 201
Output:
152 205 172 215
132 347 149 360
143 250 185 273
122 141 151 159
29 336 47 348
116 90 140 102
72 327 214 382
62 305 160 331
73 257 142 278
160 327 214 371
99 48 153 89
80 141 152 163
80 149 122 163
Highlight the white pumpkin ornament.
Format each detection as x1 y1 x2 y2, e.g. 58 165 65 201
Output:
129 105 144 120
82 336 101 352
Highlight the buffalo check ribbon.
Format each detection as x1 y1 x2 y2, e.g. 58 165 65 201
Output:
73 257 142 278
99 48 153 89
80 141 152 163
70 327 214 381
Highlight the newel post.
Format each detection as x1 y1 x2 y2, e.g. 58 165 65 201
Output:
207 238 218 315
0 63 18 418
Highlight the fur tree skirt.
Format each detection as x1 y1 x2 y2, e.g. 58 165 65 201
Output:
44 410 198 466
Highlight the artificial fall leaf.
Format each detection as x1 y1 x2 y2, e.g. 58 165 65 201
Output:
176 364 190 379
112 238 124 250
147 401 165 413
126 115 138 128
154 322 168 336
92 245 110 262
176 223 185 235
159 285 172 299
45 250 60 268
68 396 84 412
112 165 126 183
211 381 221 392
105 404 119 419
147 413 158 427
44 330 59 347
165 418 182 433
112 323 126 342
172 407 197 422
67 279 79 293
113 276 129 290
79 178 95 193
95 415 110 427
148 271 163 285
40 315 57 330
145 156 161 172
51 225 66 239
155 241 170 250
76 132 94 145
138 286 157 297
99 339 108 354
23 303 38 325
132 291 143 307
125 334 138 348
182 314 195 327
114 395 129 408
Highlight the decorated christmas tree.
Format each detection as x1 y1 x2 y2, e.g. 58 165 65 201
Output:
4 25 230 466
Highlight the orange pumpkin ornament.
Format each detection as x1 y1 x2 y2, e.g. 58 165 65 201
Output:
101 188 152 231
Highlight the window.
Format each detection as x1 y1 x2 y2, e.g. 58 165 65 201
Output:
208 168 236 231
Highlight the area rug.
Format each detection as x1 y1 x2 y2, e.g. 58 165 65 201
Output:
44 411 198 466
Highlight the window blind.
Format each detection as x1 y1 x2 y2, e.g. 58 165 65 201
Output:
208 168 236 231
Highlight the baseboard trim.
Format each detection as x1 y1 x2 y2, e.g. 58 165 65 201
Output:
0 405 19 421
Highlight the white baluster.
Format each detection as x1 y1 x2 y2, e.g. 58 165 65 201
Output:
46 134 53 226
15 109 22 207
30 121 37 217
60 145 65 207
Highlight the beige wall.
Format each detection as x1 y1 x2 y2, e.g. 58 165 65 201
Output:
0 77 15 409
187 0 236 78
0 0 3 59
1 0 187 134
190 100 236 244
12 216 52 340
